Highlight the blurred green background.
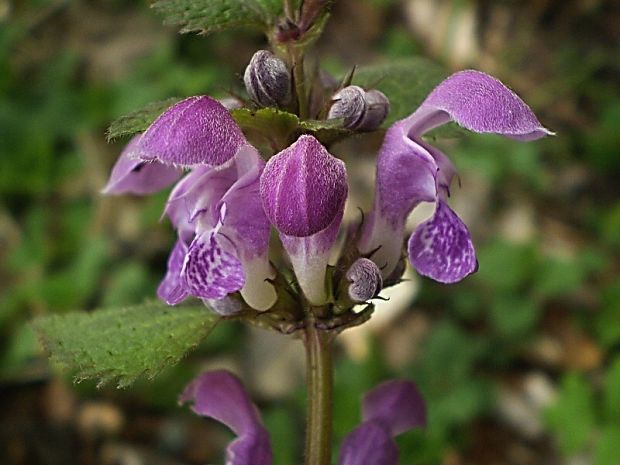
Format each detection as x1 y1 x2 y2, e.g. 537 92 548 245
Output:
1 0 619 464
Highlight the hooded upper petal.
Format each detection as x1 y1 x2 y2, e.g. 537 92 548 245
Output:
339 422 398 465
260 134 348 237
405 70 553 140
133 96 247 167
407 200 478 283
180 370 272 465
339 379 426 465
362 379 427 435
102 135 182 195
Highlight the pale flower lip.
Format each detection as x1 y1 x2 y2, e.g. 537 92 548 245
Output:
180 370 426 465
360 69 553 284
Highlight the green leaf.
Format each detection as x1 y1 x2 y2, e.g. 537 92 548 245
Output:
231 107 353 148
595 427 620 465
231 107 300 148
353 57 447 126
546 373 595 455
603 357 620 422
32 301 219 388
152 0 283 35
106 97 180 141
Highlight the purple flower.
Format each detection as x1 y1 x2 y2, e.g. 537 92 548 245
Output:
340 379 427 465
105 96 277 311
179 370 273 465
180 370 426 465
260 135 348 305
157 144 277 311
359 70 552 283
102 135 182 195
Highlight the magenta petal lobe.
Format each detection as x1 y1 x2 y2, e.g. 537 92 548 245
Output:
412 70 552 139
180 370 272 465
408 200 477 283
181 232 245 300
362 379 427 435
339 422 398 465
102 135 182 195
260 135 348 237
135 96 246 167
157 240 190 305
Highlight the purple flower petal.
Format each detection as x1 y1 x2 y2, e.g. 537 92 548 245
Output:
408 200 478 283
180 370 272 465
362 379 427 435
406 70 553 140
358 132 437 278
157 240 190 305
102 135 182 195
339 422 398 465
134 96 246 167
260 135 348 237
181 231 245 300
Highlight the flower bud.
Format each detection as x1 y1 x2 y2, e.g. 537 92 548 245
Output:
357 89 390 130
345 258 383 302
328 86 390 131
327 85 367 129
243 50 291 108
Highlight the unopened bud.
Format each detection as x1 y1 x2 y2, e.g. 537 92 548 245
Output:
357 89 389 130
327 85 367 129
327 86 390 130
244 50 291 108
346 258 383 302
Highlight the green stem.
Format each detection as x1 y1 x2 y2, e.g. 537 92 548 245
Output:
291 47 309 119
304 317 333 465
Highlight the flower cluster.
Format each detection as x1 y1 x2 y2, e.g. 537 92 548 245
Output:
179 370 426 465
103 53 551 318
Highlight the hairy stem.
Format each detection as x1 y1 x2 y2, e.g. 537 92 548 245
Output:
304 317 333 465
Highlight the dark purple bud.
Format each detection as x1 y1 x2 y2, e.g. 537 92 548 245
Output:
244 50 291 108
357 89 390 130
346 258 383 302
327 85 367 129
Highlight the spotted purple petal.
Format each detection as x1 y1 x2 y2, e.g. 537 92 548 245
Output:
134 96 247 167
339 422 398 465
408 200 478 283
362 379 427 435
181 231 245 300
406 70 553 140
180 370 273 465
102 135 182 195
260 135 348 237
157 240 190 305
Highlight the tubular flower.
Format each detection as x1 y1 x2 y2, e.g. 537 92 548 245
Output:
105 96 277 311
180 370 426 465
260 134 348 305
359 70 553 283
